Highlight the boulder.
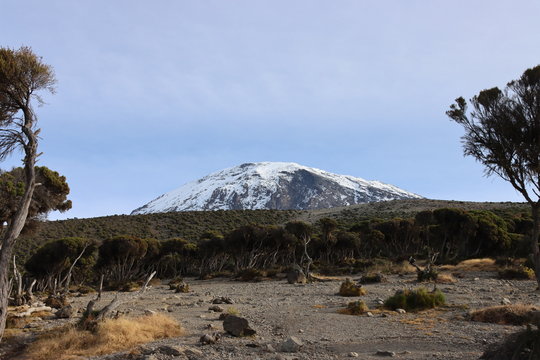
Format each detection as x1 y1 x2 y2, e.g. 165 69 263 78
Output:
223 315 256 337
200 332 221 345
287 270 306 284
55 305 74 319
280 336 303 353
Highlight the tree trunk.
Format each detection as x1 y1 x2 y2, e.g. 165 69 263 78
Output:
531 205 540 290
0 108 38 341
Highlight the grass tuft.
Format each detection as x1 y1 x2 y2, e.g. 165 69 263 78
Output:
470 304 540 325
23 313 184 360
384 288 445 312
338 278 367 297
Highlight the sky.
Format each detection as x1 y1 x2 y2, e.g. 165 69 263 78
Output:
1 0 539 220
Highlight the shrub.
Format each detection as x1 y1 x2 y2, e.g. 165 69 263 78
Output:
481 328 540 360
417 268 438 282
339 300 369 315
24 314 184 360
338 278 367 297
77 285 96 294
359 273 387 284
498 266 535 280
384 288 445 311
119 282 140 292
168 277 184 289
235 268 266 282
470 304 540 325
175 283 190 293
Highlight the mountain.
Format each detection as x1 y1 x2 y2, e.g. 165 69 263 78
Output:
131 162 422 214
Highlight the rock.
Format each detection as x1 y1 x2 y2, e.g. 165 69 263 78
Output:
376 350 396 357
156 345 184 356
395 308 406 314
349 352 359 357
366 312 374 317
55 305 74 319
280 336 303 353
223 315 256 337
218 313 230 320
184 347 204 357
200 332 221 345
287 270 306 284
264 344 276 353
209 305 224 312
144 310 156 316
501 297 511 305
212 296 234 304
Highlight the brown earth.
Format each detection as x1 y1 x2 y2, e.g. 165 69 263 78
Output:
3 271 540 360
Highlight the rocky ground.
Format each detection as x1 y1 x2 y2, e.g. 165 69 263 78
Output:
3 270 540 360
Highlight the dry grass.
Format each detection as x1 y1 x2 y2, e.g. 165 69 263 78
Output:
440 258 498 272
436 273 457 284
23 313 184 360
470 304 540 325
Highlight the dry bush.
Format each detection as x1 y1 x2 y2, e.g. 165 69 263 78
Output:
436 273 456 284
470 304 540 326
440 258 498 272
498 266 535 280
24 314 184 360
339 300 369 315
359 273 387 284
338 278 367 297
367 259 415 275
480 328 540 360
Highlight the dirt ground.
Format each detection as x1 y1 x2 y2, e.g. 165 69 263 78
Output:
3 270 540 360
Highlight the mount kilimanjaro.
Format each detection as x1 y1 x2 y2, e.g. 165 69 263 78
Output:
131 162 422 214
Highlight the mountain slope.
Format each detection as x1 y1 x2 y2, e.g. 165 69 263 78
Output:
132 162 422 214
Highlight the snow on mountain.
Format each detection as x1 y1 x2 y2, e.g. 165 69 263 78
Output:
131 162 423 214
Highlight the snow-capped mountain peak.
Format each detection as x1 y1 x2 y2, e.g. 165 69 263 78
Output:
131 162 422 214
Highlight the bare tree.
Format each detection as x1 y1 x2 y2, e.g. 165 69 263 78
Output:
447 64 540 289
0 46 56 340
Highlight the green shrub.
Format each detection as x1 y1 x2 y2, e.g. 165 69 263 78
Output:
417 268 438 282
498 266 535 280
338 278 367 297
384 288 445 311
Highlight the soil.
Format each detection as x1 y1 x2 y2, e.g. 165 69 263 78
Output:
3 271 540 360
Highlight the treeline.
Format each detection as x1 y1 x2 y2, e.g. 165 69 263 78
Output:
20 207 533 290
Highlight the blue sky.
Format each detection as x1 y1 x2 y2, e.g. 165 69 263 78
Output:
2 1 539 220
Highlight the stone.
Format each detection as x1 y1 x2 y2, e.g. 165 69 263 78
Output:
144 310 156 316
156 345 184 356
349 352 359 357
219 313 230 320
55 305 74 319
376 350 396 357
287 270 306 284
280 336 303 353
395 308 406 314
184 347 204 357
223 315 256 337
212 296 234 304
209 305 224 312
501 297 511 305
200 332 221 345
264 344 276 353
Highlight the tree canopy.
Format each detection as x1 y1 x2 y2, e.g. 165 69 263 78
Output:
447 64 540 288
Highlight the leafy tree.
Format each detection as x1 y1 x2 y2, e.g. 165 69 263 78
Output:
447 64 540 288
0 46 56 340
0 166 71 225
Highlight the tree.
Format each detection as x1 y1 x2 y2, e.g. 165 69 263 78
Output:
447 64 540 288
0 46 56 340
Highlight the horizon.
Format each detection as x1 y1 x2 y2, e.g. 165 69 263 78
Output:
2 1 539 220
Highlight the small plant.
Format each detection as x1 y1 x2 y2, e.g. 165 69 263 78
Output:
417 268 438 282
338 278 367 296
384 288 445 312
119 282 140 292
175 283 190 293
470 304 540 325
168 277 184 290
498 266 535 280
339 300 369 315
359 272 387 284
227 307 240 316
235 268 266 282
